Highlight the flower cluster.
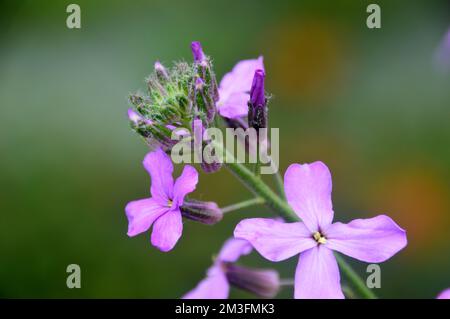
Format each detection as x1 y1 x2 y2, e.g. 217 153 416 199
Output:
124 41 417 299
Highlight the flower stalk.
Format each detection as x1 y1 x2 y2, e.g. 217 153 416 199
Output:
221 197 265 214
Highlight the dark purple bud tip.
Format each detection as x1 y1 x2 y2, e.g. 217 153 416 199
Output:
250 69 265 107
224 263 280 298
180 199 223 225
191 41 206 63
200 160 222 174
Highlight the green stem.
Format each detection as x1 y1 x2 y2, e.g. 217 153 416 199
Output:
273 171 285 199
221 197 265 214
335 254 377 299
225 160 299 221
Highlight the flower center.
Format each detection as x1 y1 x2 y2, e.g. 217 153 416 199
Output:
167 199 173 208
313 231 327 244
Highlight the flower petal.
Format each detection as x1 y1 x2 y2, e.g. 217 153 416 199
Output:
219 57 265 96
125 198 169 237
218 238 253 263
234 218 317 262
151 209 183 252
173 165 199 208
218 92 250 119
294 246 344 299
143 149 174 204
182 266 229 299
284 162 334 232
437 288 450 299
325 215 407 263
218 56 264 119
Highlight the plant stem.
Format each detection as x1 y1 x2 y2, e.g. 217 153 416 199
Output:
279 279 295 286
273 171 285 199
221 197 265 214
335 254 377 299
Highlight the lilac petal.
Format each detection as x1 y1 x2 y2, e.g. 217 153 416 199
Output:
183 266 229 299
172 165 199 208
125 198 169 237
217 238 253 263
218 57 264 119
325 215 407 263
284 162 334 232
217 91 250 119
437 288 450 299
151 209 183 252
234 218 317 262
295 246 344 299
143 149 174 204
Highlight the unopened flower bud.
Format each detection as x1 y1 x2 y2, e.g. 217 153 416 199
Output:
195 77 205 90
127 108 142 124
154 61 169 82
191 41 206 63
248 70 267 131
223 263 280 298
180 199 223 225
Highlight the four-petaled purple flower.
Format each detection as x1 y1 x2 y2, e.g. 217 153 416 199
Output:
234 161 407 299
183 238 280 299
125 148 198 252
217 56 265 119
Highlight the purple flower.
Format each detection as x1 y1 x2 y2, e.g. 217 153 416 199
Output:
217 56 264 119
125 148 198 252
234 161 407 299
183 238 279 299
435 28 450 70
437 289 450 299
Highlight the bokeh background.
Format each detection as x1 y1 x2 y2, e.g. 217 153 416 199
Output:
1 0 449 298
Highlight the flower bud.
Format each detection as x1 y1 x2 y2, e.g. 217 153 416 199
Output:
191 41 206 63
180 199 223 225
248 70 267 131
223 263 280 298
154 61 169 82
192 119 222 173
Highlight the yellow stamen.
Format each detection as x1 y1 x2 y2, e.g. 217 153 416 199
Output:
167 200 173 207
313 231 327 244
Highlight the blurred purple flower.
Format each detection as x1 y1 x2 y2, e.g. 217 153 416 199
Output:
125 148 198 252
183 238 279 299
437 289 450 299
435 28 450 70
235 161 407 299
217 56 264 119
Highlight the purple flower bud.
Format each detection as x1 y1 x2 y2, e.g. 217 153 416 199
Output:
127 108 142 124
250 69 265 107
154 61 169 81
180 199 223 225
223 263 280 298
248 70 268 131
191 41 206 63
195 77 205 90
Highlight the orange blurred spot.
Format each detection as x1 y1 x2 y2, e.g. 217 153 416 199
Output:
264 17 348 101
370 167 449 255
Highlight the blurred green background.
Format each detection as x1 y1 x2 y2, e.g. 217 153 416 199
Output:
1 0 449 298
